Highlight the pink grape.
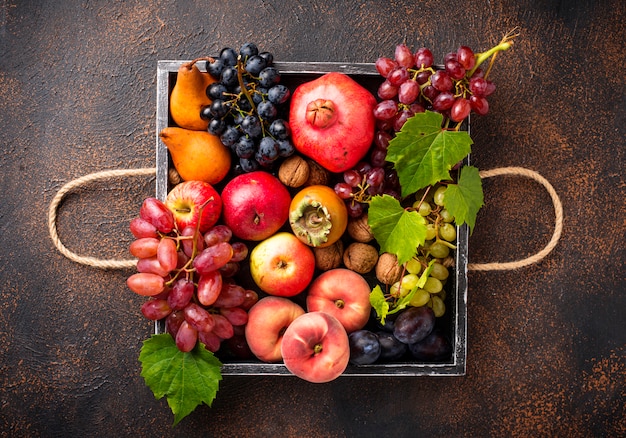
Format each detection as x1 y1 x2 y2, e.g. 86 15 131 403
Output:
343 169 362 187
166 310 184 338
432 91 455 111
136 256 169 277
197 270 223 306
394 43 414 68
470 95 490 115
129 217 158 239
370 148 387 168
354 161 372 175
374 130 393 150
181 226 204 258
198 330 222 353
220 306 249 326
213 282 246 308
387 67 409 86
377 80 398 100
230 241 249 263
240 290 259 311
219 262 240 277
445 59 465 80
450 97 471 122
422 85 439 101
167 278 195 310
139 198 175 234
398 80 420 104
430 70 453 92
415 70 432 85
366 167 385 187
193 242 233 275
334 182 354 200
127 273 166 296
157 237 178 272
347 201 365 218
141 299 172 320
373 100 398 121
203 225 232 247
375 56 398 77
129 237 160 259
184 303 215 333
175 320 198 352
457 45 476 70
393 109 413 132
211 314 234 340
414 47 434 68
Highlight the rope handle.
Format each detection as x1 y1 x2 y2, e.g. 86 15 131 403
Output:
48 166 563 271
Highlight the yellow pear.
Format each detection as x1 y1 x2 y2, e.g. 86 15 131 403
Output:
170 58 215 131
159 127 231 185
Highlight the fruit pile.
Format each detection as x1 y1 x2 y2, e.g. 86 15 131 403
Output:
128 36 515 423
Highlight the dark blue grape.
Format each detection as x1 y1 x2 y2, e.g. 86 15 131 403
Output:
239 157 260 173
269 119 290 140
235 137 256 159
207 82 228 100
376 331 408 361
244 55 267 76
207 58 224 79
276 139 295 158
220 125 240 147
237 96 253 113
258 137 279 161
267 85 290 105
208 118 226 135
408 329 452 361
252 89 266 105
200 106 212 121
257 101 277 121
258 67 280 88
239 42 258 59
393 306 435 344
210 99 228 118
232 113 244 126
259 51 273 65
220 66 239 89
349 330 381 365
220 47 238 66
241 115 262 138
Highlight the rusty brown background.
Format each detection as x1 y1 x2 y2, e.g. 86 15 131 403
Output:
1 0 624 436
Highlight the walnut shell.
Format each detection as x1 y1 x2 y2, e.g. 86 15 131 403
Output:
375 252 403 285
347 213 374 243
278 155 310 188
304 158 330 186
343 242 378 274
313 240 344 271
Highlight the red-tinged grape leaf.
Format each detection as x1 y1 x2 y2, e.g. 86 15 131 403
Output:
368 195 426 265
443 165 484 233
386 111 473 197
369 285 389 324
139 334 222 426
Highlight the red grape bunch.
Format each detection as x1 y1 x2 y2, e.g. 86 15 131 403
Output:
127 197 258 355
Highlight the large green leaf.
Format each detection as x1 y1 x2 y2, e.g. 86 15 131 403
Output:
386 111 473 197
368 195 426 265
443 165 484 232
139 334 222 426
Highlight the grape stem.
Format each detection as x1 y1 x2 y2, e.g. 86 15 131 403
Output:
468 28 519 78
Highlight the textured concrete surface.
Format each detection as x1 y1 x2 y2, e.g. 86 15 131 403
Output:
0 0 624 436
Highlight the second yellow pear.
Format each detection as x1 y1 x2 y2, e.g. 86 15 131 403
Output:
170 58 215 131
160 127 231 185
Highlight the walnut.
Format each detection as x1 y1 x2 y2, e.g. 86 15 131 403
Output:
304 158 330 186
375 252 403 285
347 213 374 243
278 155 310 188
343 242 378 274
313 240 344 271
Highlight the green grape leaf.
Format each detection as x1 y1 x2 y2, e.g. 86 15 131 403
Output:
369 285 389 325
386 111 473 197
139 334 223 426
443 165 484 232
368 195 426 265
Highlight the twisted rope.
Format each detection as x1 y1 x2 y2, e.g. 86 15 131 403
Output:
47 168 156 270
467 166 564 271
48 166 563 272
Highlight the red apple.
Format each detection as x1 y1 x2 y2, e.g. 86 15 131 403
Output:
289 72 377 173
249 232 315 297
165 180 222 234
221 171 291 241
306 268 372 333
281 311 350 383
245 296 305 363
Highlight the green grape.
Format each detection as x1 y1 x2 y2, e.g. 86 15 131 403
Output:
433 186 447 206
415 201 432 216
430 262 449 280
424 277 443 294
425 224 437 240
429 242 450 258
435 289 447 301
390 281 402 298
401 273 420 290
405 258 422 275
439 223 457 242
429 295 446 317
409 289 430 307
440 209 455 223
